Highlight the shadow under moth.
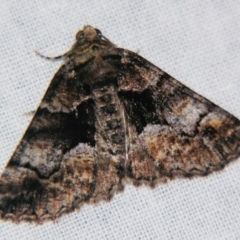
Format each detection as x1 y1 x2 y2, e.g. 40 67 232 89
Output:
0 25 239 223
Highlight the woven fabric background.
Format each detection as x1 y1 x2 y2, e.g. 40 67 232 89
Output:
0 1 240 239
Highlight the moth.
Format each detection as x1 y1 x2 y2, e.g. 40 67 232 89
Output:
0 25 239 223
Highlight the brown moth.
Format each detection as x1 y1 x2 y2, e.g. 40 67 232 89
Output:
0 26 239 223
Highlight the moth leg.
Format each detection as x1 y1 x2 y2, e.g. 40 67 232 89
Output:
23 110 36 116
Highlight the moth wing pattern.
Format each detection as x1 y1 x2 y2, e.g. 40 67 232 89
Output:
0 25 239 223
114 48 240 183
0 62 101 222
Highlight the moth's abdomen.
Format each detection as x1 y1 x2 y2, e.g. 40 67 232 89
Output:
92 84 127 163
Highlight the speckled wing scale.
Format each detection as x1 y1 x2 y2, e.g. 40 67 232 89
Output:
0 26 240 223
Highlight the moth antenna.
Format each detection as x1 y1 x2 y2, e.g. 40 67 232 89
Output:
34 49 65 61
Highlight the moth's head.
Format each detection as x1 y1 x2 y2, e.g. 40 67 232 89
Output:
76 26 101 42
71 26 115 55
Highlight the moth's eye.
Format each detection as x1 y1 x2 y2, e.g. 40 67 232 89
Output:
76 31 84 40
95 29 102 38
